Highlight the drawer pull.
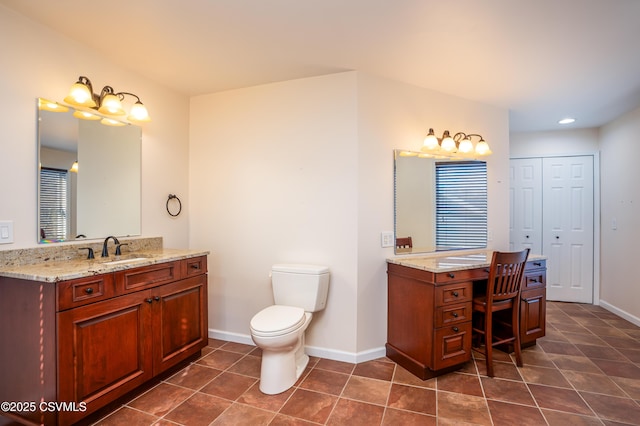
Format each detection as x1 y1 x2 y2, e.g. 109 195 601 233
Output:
448 273 455 278
190 264 200 269
145 298 153 304
452 312 458 318
452 326 459 332
84 287 94 294
452 291 459 297
529 278 539 283
533 262 542 267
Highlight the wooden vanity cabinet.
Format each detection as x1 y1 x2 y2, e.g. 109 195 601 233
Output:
386 258 546 380
521 259 546 346
386 263 477 380
0 255 208 426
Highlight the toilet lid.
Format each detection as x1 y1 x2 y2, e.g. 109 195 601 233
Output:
250 305 306 335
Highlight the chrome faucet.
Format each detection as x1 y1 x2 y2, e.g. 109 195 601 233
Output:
101 236 120 257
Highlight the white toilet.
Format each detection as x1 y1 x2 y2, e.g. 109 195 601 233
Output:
250 264 330 395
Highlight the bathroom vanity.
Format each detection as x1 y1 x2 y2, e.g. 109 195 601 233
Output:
0 247 208 425
386 251 546 380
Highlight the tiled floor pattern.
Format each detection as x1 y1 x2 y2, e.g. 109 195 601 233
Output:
91 301 640 425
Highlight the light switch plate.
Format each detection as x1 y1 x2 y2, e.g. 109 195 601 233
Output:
381 231 394 248
0 220 14 244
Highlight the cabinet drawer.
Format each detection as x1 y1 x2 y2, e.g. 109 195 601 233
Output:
433 322 472 370
57 274 116 311
524 271 545 290
435 282 472 306
182 256 207 278
116 261 180 293
435 268 488 283
526 259 546 271
435 302 472 328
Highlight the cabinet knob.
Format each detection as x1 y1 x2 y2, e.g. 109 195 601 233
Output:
84 287 94 294
452 326 459 332
145 298 153 304
452 312 459 318
526 235 530 239
448 273 455 278
452 291 459 297
154 296 160 302
556 236 560 239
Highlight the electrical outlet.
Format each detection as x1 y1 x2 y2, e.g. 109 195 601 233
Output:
381 232 394 248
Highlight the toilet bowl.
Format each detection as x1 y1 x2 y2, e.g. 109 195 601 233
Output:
250 305 312 394
249 264 330 395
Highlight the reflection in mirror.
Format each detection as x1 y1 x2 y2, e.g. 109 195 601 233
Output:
394 149 487 255
38 98 141 243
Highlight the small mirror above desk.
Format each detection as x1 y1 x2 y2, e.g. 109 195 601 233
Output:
385 250 546 380
394 150 488 255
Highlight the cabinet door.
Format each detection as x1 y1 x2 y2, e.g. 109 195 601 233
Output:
152 275 208 374
520 287 546 345
433 322 472 370
57 291 153 424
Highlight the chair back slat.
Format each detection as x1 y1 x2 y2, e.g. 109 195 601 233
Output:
487 249 530 303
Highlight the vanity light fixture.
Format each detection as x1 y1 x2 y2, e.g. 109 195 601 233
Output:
38 98 69 113
421 128 492 158
64 76 151 123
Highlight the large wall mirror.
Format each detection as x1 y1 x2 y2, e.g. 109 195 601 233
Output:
394 149 487 255
37 98 141 243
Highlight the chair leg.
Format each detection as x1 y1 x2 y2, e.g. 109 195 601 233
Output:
484 310 494 378
512 303 523 368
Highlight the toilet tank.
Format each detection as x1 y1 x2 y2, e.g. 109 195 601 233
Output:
271 264 330 312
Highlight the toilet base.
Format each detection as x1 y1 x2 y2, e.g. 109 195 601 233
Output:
258 334 309 395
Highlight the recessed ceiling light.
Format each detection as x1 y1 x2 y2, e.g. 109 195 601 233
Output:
558 117 576 125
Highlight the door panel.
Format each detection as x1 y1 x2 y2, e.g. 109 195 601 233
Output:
543 156 594 303
509 158 542 254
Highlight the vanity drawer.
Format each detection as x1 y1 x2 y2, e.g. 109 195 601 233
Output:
435 302 472 328
433 322 472 370
435 268 488 283
435 282 472 307
524 271 546 290
116 261 180 293
57 274 116 311
182 256 207 278
526 259 546 271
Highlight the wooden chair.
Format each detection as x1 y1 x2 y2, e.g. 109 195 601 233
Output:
472 248 530 377
395 237 413 249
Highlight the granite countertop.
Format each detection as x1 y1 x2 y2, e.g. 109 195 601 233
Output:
387 249 546 273
0 248 209 283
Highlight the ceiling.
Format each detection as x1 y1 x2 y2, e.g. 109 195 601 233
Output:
4 0 640 132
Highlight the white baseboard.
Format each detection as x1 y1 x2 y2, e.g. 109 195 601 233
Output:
208 328 386 364
599 300 640 327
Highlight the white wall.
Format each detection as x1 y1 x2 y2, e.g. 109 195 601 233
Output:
510 128 599 157
599 106 640 320
189 73 359 356
0 5 191 250
355 73 510 355
189 71 510 360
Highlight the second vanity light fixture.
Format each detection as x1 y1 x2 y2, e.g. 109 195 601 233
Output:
421 128 492 157
64 76 151 124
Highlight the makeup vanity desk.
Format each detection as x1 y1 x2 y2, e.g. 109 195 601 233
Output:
386 250 546 380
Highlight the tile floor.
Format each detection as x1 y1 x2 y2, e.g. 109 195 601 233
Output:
85 302 640 425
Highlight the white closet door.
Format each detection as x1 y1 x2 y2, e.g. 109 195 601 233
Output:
543 156 594 303
509 158 543 254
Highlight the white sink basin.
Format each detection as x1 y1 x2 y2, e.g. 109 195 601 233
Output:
102 257 149 266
